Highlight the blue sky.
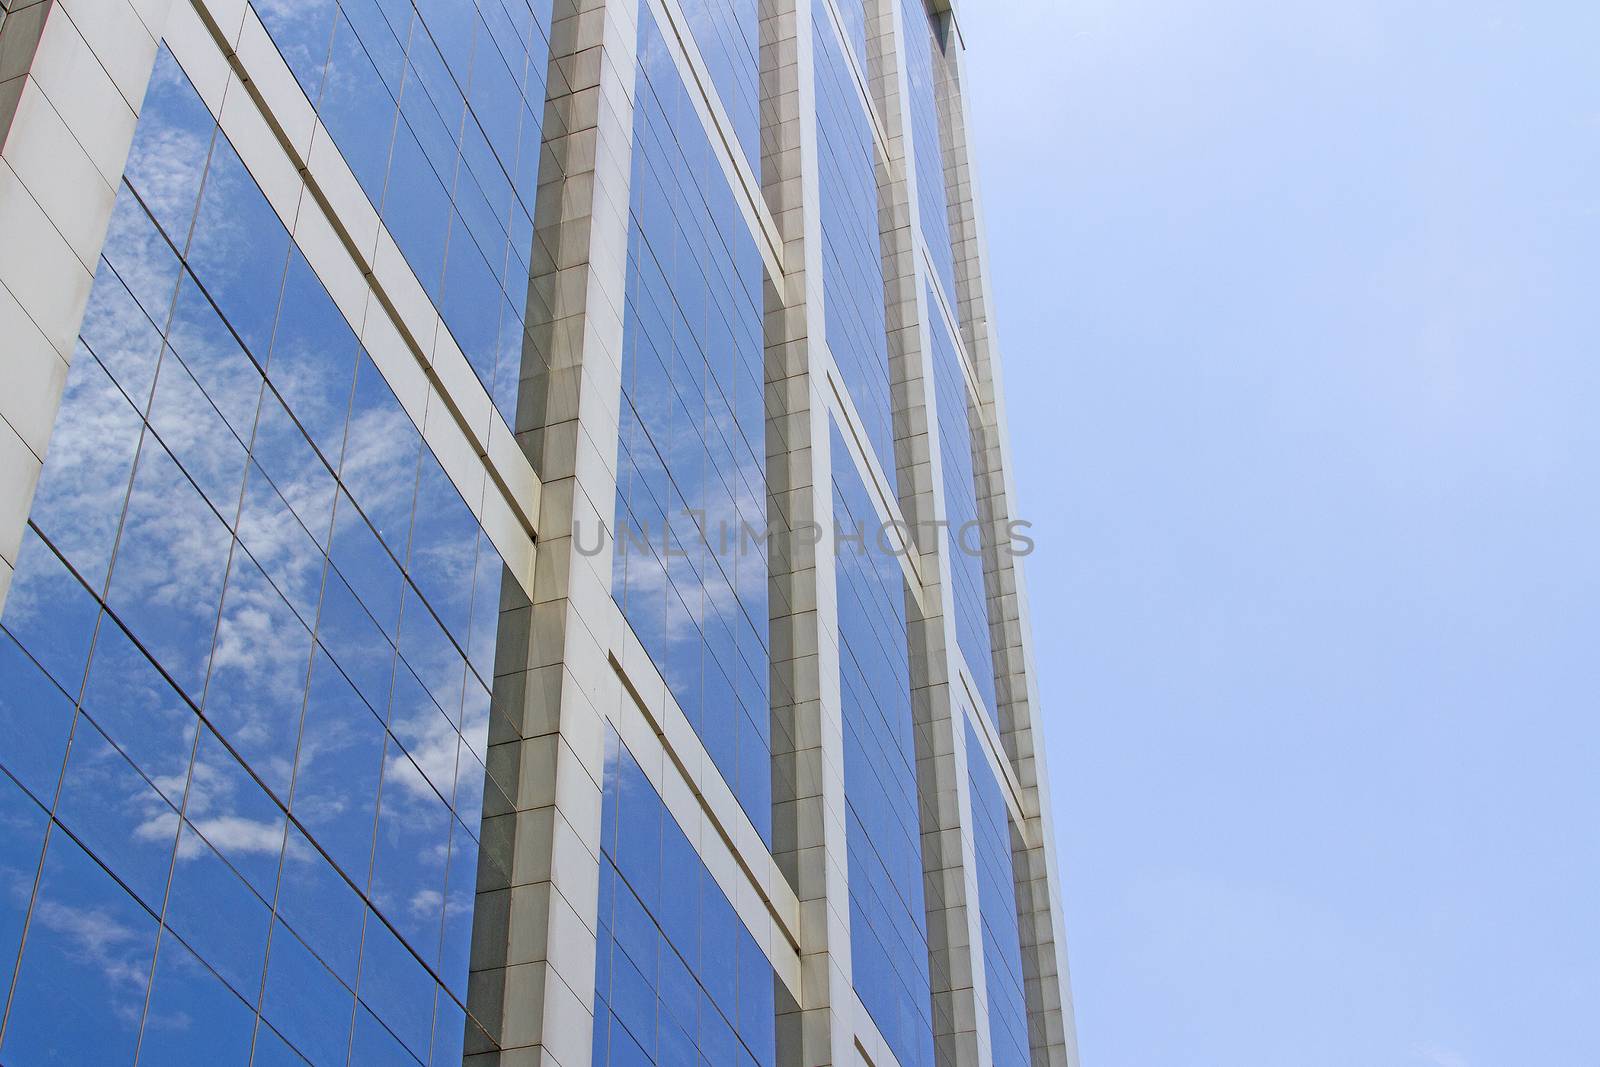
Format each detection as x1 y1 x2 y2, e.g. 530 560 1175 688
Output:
962 2 1600 1064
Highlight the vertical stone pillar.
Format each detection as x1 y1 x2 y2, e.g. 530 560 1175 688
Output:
870 0 994 1063
468 0 638 1062
761 0 856 1063
0 0 171 610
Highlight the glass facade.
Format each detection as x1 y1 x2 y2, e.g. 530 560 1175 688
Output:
965 722 1030 1067
613 3 772 844
902 0 957 305
929 284 998 724
592 729 777 1066
0 43 509 1063
675 0 761 171
257 0 552 428
834 0 869 72
816 11 896 491
832 427 934 1067
0 0 1073 1060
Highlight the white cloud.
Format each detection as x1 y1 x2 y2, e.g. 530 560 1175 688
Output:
31 896 150 991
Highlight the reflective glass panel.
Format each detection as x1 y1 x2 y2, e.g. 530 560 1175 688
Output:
256 0 551 422
965 721 1031 1067
834 0 868 70
615 2 771 843
831 426 933 1067
902 0 957 303
675 0 760 170
816 15 896 491
929 286 999 723
0 38 515 1057
592 729 778 1066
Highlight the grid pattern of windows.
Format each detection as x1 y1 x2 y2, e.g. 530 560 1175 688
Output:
965 723 1030 1067
902 0 957 305
0 48 510 1063
929 286 998 724
613 3 772 843
832 427 934 1067
816 13 896 493
593 729 778 1066
256 0 551 428
832 0 869 71
676 0 760 172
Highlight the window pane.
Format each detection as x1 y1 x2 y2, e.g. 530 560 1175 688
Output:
407 448 479 644
396 587 465 726
356 909 435 1059
264 251 357 466
330 490 406 640
436 818 477 998
252 387 338 552
381 124 450 294
341 353 420 553
236 462 330 629
291 649 385 881
430 993 467 1067
147 336 251 515
123 47 215 246
260 919 355 1067
0 772 48 983
255 0 335 101
315 569 395 717
165 822 272 999
966 722 1030 1067
319 11 398 203
54 717 180 909
0 625 79 802
79 613 198 805
389 663 461 814
164 273 266 440
205 552 315 801
930 290 999 723
370 743 450 963
1 832 157 1064
79 264 167 415
594 730 777 1067
185 726 289 895
100 182 185 331
185 137 290 360
138 934 255 1065
350 1003 422 1066
614 6 769 839
107 440 231 700
1 531 101 703
25 354 144 592
251 1018 314 1066
277 825 365 985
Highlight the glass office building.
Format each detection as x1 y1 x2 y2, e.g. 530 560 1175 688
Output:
0 0 1078 1064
